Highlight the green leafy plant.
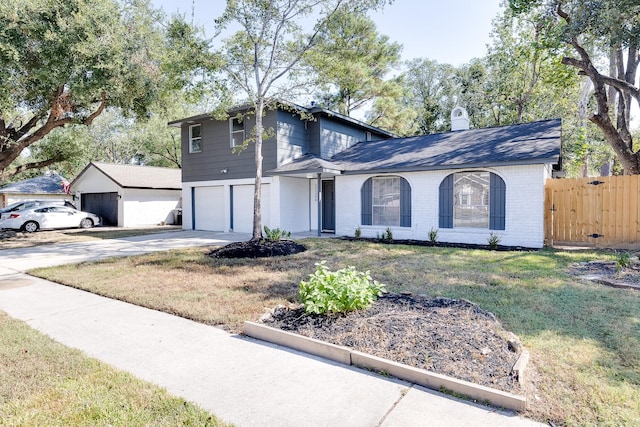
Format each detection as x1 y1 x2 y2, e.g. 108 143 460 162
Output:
616 251 632 273
383 227 393 241
354 226 362 238
487 232 501 249
263 225 291 242
428 228 438 244
299 261 386 315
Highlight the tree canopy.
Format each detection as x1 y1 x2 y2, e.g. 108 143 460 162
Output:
0 0 213 181
306 8 402 117
214 0 390 239
509 0 640 174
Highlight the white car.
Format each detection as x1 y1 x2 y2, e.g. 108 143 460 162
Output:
0 205 101 232
0 199 76 220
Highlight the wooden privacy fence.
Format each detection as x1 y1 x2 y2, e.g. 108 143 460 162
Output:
545 175 640 248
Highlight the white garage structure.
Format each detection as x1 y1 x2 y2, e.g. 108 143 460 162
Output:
182 176 320 233
71 162 182 227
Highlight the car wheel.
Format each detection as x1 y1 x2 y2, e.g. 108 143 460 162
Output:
80 218 94 229
22 221 39 233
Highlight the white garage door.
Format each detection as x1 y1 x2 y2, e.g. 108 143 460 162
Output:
232 184 270 233
194 186 225 231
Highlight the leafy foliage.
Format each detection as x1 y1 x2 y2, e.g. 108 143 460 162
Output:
428 228 438 244
263 226 291 242
299 261 386 314
307 8 402 117
509 0 640 174
0 0 213 179
214 0 389 239
487 232 502 249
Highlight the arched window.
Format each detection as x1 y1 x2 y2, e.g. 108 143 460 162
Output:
361 176 411 227
439 172 505 230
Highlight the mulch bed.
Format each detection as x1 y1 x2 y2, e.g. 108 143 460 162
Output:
209 240 306 258
569 259 640 290
261 293 523 394
338 236 536 252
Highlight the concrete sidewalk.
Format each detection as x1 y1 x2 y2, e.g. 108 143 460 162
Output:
0 230 544 426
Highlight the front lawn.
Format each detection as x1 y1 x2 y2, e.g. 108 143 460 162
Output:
0 312 229 426
31 239 640 426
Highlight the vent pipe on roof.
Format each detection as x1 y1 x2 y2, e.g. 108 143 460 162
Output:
451 106 470 131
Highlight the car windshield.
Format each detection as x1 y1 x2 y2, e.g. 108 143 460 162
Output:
0 201 27 213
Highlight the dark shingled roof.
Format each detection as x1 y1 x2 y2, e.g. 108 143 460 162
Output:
0 172 68 194
266 119 561 176
331 118 561 174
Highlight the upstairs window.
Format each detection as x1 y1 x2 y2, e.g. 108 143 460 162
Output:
361 176 411 227
189 124 202 153
230 117 244 148
439 171 505 230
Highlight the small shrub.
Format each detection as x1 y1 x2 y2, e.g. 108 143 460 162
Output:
354 226 362 238
487 232 501 249
383 227 393 241
263 225 291 242
616 251 632 272
428 228 438 244
299 261 386 315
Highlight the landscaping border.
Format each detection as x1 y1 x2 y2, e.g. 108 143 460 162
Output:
243 321 528 412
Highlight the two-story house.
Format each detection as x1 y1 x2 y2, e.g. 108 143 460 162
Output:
169 103 395 235
171 105 562 248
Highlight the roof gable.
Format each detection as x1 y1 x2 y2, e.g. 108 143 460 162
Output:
72 162 181 190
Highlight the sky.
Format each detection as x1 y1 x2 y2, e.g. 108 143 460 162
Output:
150 0 504 66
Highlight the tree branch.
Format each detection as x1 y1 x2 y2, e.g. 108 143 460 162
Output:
83 91 107 125
0 156 63 181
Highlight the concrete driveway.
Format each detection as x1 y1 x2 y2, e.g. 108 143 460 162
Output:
0 230 250 274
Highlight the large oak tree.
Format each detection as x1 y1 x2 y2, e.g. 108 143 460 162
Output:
510 0 640 174
0 0 212 181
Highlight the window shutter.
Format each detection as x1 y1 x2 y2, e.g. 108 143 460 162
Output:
361 178 372 225
400 178 411 227
439 174 454 228
490 173 506 230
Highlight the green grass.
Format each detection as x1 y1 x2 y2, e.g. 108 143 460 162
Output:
31 239 640 426
0 311 230 426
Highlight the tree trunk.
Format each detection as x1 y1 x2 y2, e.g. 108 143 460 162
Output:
252 99 264 241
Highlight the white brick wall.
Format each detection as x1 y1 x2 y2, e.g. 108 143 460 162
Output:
335 165 548 248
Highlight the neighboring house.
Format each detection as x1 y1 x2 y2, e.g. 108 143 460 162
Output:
0 171 73 207
71 162 181 227
172 105 561 248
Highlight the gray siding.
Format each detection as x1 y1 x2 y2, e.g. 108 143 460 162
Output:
307 119 321 156
181 111 278 182
275 110 306 166
319 116 368 158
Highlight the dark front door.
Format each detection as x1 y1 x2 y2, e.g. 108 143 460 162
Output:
322 180 335 231
81 192 118 226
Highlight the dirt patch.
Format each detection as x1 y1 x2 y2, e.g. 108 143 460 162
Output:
569 260 640 290
209 240 306 258
261 293 523 394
